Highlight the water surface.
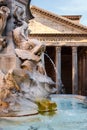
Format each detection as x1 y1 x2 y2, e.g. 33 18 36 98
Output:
0 96 87 130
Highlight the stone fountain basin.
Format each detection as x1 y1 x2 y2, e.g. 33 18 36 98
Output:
0 95 87 130
0 94 86 118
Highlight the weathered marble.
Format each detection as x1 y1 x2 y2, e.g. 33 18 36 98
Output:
0 0 57 116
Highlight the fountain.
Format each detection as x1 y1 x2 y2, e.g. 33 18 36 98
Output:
0 1 87 130
0 0 57 117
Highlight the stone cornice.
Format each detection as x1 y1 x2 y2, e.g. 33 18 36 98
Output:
29 33 87 37
62 15 82 20
31 6 87 33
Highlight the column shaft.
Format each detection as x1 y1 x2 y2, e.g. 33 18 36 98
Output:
72 47 78 94
56 47 62 93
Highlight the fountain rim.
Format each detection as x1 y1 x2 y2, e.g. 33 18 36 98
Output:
0 94 86 118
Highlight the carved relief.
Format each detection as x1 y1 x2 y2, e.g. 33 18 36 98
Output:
13 20 29 49
0 0 57 114
0 6 10 35
13 6 24 26
0 5 10 51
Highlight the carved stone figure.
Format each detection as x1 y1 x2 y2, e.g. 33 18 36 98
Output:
0 6 10 36
15 40 45 62
26 0 34 20
13 21 29 49
0 70 20 108
0 0 57 116
0 5 10 51
13 6 24 26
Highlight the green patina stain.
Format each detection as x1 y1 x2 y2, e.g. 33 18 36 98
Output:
35 99 57 116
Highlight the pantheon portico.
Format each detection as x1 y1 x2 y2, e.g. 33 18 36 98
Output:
29 6 87 96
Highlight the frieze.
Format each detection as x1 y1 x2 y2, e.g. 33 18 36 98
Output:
29 35 87 46
29 35 87 42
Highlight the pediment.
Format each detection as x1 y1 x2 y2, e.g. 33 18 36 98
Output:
29 20 61 34
29 6 87 34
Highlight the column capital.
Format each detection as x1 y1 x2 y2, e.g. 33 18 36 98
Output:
72 46 78 53
56 46 61 53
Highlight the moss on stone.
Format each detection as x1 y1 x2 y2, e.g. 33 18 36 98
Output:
36 99 57 112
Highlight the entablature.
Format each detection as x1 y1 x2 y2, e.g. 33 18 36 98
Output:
29 33 87 47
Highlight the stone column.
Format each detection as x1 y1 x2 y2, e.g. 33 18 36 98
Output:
72 47 78 94
56 47 62 93
78 56 82 95
82 54 86 95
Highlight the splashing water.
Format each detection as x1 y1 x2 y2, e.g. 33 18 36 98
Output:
44 53 58 76
44 53 64 93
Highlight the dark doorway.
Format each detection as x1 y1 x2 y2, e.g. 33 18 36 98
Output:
61 47 72 94
44 46 56 82
78 47 87 96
